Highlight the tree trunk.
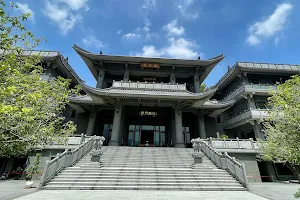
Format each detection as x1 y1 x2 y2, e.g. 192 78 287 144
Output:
286 163 300 184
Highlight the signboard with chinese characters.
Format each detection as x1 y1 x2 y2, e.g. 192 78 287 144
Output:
139 111 157 117
140 62 160 69
143 77 157 81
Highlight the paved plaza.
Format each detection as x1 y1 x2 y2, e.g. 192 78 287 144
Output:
13 190 267 200
0 180 38 200
2 180 300 200
249 182 300 200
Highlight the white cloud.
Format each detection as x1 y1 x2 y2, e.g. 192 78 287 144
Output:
137 38 199 59
82 35 105 49
137 45 164 57
16 2 34 20
163 37 198 59
163 20 185 36
122 33 141 40
117 30 122 35
58 0 89 11
176 0 199 19
42 0 89 35
246 3 293 46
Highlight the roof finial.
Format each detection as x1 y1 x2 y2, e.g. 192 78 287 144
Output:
100 50 103 54
228 65 230 72
65 56 68 62
198 56 200 60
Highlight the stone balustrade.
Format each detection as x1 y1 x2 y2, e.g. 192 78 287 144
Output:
203 137 260 150
222 109 269 128
112 80 187 91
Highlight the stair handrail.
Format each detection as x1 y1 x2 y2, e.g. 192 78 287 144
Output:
38 135 96 189
200 140 249 189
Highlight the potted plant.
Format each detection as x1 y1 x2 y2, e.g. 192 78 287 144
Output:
25 154 40 188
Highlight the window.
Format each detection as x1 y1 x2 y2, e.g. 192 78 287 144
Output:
249 78 259 84
216 115 221 123
70 110 76 118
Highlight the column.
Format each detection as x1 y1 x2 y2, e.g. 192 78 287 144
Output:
194 73 200 93
96 67 105 88
253 120 265 140
174 106 185 148
170 109 176 146
247 94 256 110
108 104 123 146
170 71 176 84
123 64 129 81
198 112 206 139
86 110 97 136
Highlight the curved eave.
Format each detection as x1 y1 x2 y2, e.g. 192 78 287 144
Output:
73 44 224 80
73 45 98 79
80 82 217 100
199 54 225 84
55 55 82 84
202 99 236 117
202 99 236 109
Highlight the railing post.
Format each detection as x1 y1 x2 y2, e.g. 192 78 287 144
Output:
224 152 229 170
241 163 249 189
54 153 60 175
249 138 255 149
224 137 227 149
38 160 50 189
209 137 213 146
232 157 237 177
236 137 241 149
80 133 84 144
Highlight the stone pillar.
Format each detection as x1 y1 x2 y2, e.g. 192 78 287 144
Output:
123 64 129 81
253 120 265 140
174 106 185 148
171 109 176 146
108 104 123 146
246 94 257 110
193 73 200 93
170 71 176 84
86 110 97 136
96 67 105 88
198 112 206 139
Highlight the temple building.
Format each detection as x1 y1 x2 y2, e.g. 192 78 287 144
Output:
67 45 236 148
0 47 299 183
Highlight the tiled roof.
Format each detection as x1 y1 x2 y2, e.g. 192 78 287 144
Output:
214 62 300 90
0 49 82 84
202 99 236 109
81 82 217 100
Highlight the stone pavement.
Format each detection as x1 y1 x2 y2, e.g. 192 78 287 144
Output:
0 180 38 200
249 182 300 200
14 190 267 200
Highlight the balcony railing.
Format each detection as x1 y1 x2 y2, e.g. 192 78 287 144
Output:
203 137 260 150
222 84 277 101
112 80 187 91
222 109 269 128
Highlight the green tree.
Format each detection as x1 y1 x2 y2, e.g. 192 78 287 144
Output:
258 75 300 183
200 83 206 92
0 1 80 157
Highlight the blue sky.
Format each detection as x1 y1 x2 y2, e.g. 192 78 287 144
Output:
14 0 300 87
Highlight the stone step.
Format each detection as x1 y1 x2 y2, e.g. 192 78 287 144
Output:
56 174 234 178
59 172 231 177
67 167 220 171
47 181 242 187
51 178 239 183
43 185 246 191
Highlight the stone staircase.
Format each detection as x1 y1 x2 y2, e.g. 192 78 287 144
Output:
43 147 245 191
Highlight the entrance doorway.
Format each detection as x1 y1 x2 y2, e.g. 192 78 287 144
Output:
140 130 154 144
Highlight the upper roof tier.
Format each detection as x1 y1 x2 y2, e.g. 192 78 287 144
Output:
214 61 300 91
0 49 82 85
73 44 224 84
